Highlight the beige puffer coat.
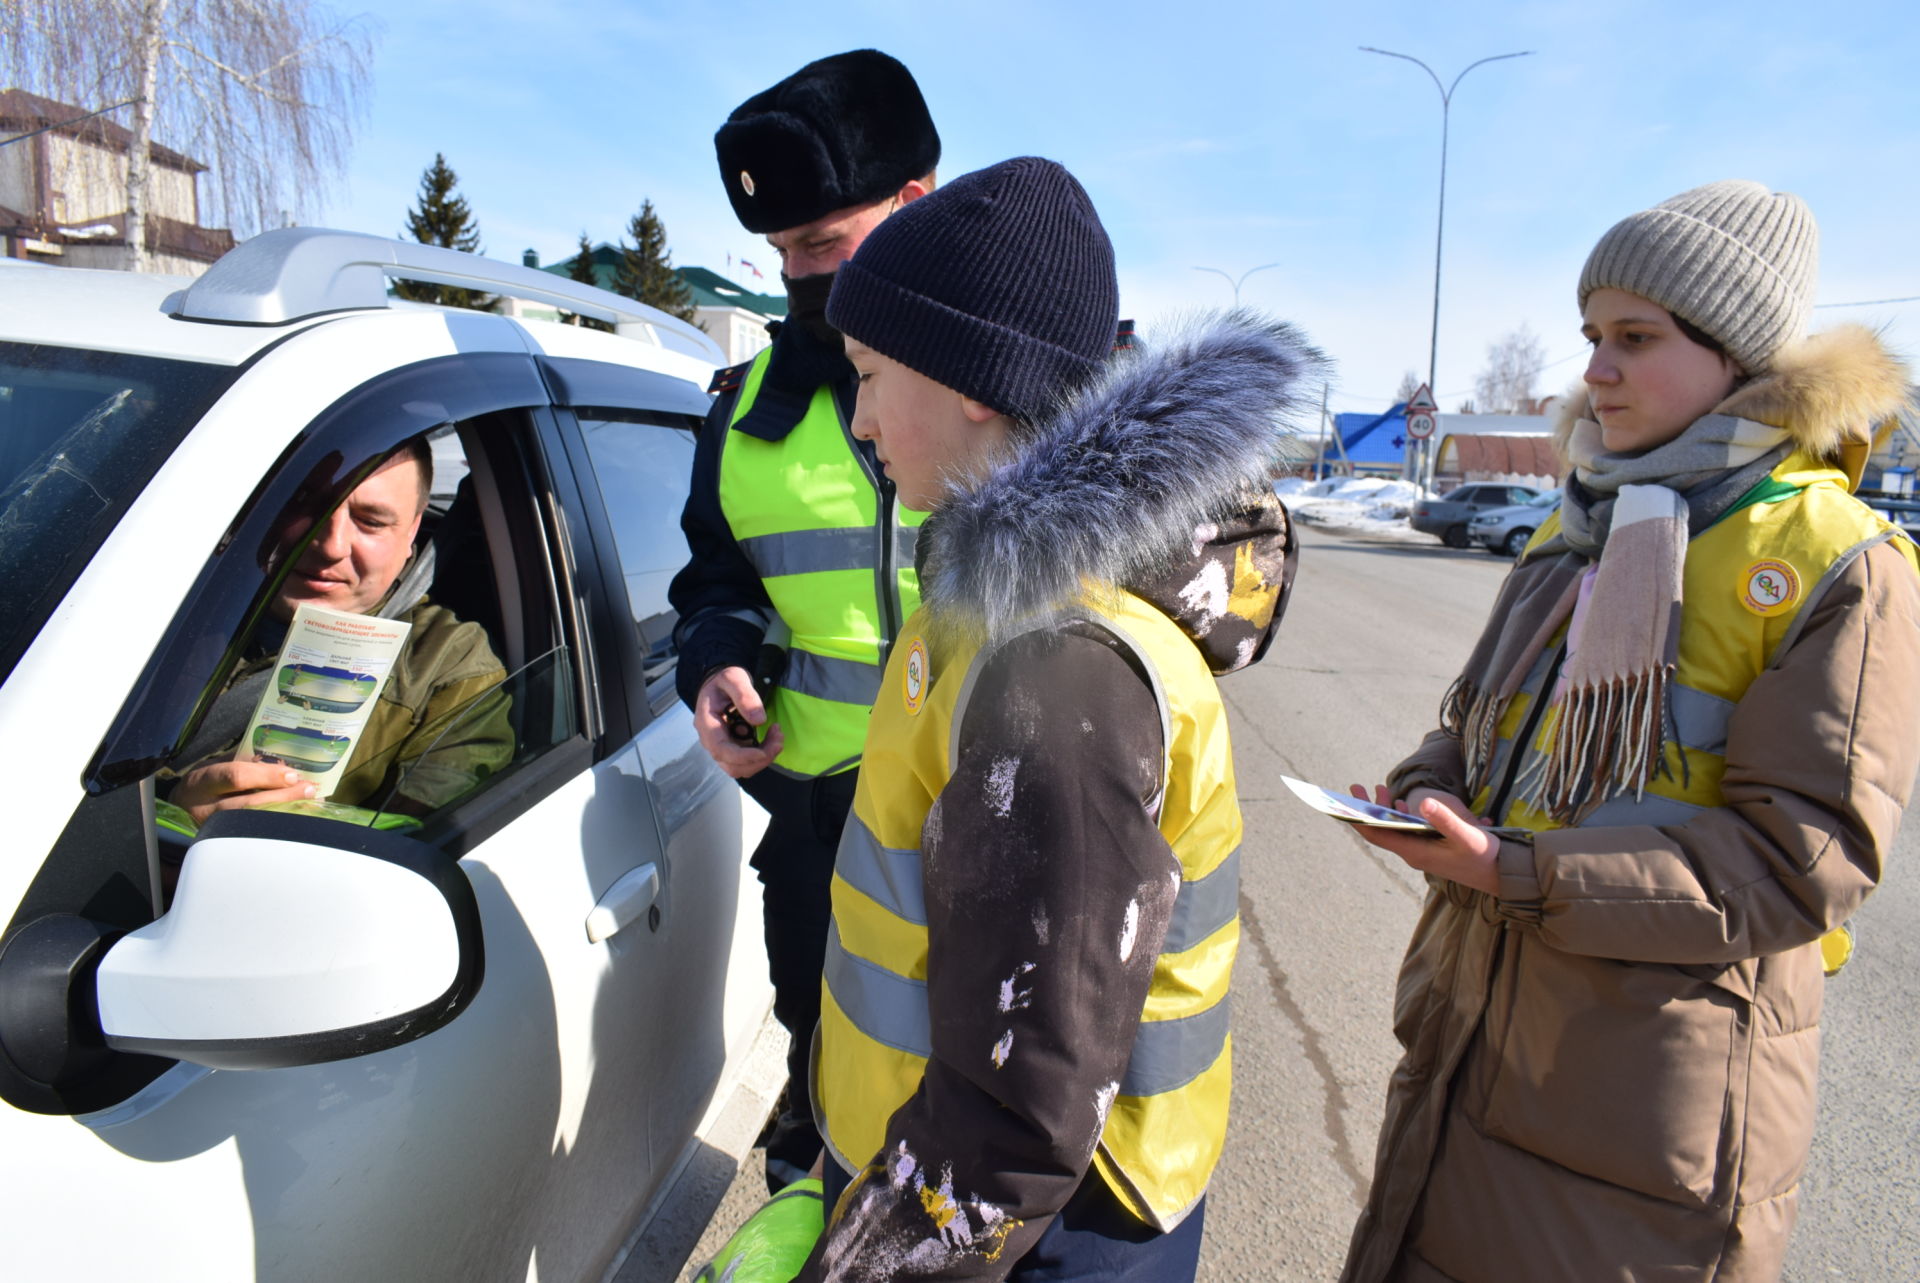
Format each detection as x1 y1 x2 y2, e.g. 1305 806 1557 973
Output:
1340 327 1920 1283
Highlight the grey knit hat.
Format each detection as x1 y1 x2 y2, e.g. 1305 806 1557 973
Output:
1578 180 1818 374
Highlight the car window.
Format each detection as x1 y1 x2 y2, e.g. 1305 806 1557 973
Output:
85 395 592 913
0 341 238 687
158 417 581 838
571 410 699 705
1508 487 1535 504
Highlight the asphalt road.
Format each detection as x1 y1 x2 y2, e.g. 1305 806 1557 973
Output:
677 522 1920 1281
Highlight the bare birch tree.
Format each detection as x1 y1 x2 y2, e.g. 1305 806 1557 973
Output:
1 0 375 270
1473 324 1548 415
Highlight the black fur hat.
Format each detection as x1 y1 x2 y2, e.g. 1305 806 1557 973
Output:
714 50 940 234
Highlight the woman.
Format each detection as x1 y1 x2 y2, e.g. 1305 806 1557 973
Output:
791 156 1322 1281
1342 180 1920 1283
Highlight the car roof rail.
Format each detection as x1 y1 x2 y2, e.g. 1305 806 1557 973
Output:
167 226 723 364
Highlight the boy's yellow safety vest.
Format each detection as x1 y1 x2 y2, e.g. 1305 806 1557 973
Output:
815 588 1241 1230
717 348 924 778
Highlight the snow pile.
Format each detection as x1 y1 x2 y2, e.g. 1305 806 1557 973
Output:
1274 474 1432 539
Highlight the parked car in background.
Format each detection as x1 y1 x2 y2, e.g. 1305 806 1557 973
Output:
1470 488 1563 557
1410 482 1544 547
0 231 778 1282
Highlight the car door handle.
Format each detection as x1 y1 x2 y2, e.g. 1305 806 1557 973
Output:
584 863 660 943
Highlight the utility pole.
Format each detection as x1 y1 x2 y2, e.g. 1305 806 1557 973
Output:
1313 383 1331 481
1193 263 1280 308
1361 45 1532 492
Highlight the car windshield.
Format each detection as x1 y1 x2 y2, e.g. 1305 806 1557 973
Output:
0 341 238 686
1530 489 1562 507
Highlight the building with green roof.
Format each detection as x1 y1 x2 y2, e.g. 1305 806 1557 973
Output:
530 244 785 365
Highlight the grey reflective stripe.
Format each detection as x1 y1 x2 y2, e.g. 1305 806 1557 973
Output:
897 521 920 568
1771 529 1901 664
827 604 1227 1101
784 649 882 706
839 823 1239 946
1163 849 1239 954
1582 791 1710 828
1487 648 1558 799
1668 684 1733 756
827 919 1232 1095
739 527 877 578
1120 996 1231 1097
824 919 929 1057
836 814 926 924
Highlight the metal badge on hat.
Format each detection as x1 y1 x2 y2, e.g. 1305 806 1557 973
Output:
740 171 756 197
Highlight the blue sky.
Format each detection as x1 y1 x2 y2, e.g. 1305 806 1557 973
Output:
311 0 1920 415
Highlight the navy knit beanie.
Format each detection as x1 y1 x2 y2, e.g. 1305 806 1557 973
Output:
826 156 1118 424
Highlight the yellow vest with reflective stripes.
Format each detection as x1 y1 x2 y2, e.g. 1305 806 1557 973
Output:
815 589 1241 1231
716 348 924 778
1481 453 1920 833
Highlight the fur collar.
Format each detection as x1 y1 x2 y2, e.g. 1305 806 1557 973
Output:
919 311 1327 649
1552 324 1913 479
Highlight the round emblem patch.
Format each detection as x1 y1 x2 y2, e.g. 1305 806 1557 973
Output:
1741 558 1802 617
902 638 929 716
739 170 756 197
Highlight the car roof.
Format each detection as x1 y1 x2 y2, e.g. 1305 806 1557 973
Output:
0 263 307 366
0 230 725 384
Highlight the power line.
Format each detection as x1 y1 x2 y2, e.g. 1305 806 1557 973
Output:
1815 295 1920 308
1342 347 1588 412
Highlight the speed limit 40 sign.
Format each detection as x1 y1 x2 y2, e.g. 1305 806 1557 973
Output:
1407 411 1436 439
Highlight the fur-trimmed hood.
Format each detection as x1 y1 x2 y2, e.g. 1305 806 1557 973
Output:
1552 324 1913 487
917 311 1328 672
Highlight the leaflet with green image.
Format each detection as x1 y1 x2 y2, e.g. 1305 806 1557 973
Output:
236 603 413 800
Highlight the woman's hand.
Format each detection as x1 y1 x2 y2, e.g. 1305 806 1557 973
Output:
1345 784 1501 896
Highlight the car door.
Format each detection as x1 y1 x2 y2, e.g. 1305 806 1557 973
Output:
0 331 732 1281
550 395 772 1173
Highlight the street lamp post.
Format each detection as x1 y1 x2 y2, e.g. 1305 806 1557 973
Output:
1193 263 1279 308
1361 45 1532 488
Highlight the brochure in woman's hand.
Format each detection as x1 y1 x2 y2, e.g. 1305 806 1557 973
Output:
1281 775 1440 834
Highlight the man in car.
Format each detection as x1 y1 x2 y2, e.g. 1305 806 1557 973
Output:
170 436 512 823
668 49 938 1191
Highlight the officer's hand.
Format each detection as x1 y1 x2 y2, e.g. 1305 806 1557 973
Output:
172 760 319 826
694 666 785 779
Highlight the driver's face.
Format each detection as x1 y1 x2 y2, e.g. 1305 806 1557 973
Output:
273 454 425 620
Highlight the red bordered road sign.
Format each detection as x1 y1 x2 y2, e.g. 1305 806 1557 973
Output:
1407 411 1436 439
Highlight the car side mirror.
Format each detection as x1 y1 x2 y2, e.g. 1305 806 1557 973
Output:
0 809 483 1112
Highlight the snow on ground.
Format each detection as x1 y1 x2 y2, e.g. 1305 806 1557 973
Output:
1275 475 1433 541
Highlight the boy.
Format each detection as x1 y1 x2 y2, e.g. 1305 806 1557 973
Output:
799 156 1323 1281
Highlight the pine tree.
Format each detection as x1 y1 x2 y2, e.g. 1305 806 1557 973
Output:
612 199 696 322
397 154 493 309
568 232 601 287
564 231 611 331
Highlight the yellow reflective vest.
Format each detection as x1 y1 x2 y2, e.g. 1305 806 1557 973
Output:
815 588 1241 1230
1483 452 1920 834
717 349 925 778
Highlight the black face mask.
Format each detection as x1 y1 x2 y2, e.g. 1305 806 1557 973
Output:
782 270 842 345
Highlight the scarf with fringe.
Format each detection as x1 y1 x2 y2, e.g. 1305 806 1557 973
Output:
1443 412 1790 823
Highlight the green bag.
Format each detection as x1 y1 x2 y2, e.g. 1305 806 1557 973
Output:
692 1177 825 1283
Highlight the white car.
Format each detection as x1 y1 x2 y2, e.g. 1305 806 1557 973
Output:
1468 487 1562 557
0 231 776 1280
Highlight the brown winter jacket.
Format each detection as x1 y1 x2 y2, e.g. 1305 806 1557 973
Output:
1341 327 1920 1283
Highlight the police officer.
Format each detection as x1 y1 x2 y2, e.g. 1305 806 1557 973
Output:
668 49 939 1192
